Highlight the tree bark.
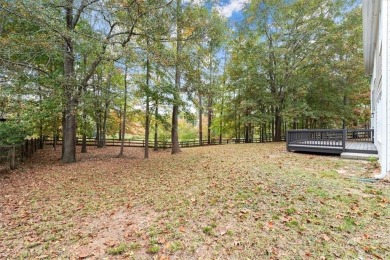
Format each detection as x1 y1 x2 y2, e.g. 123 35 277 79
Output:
53 117 58 151
207 43 213 145
198 93 203 146
274 106 282 142
171 0 182 154
101 101 109 147
219 94 224 144
96 116 102 147
118 109 122 140
62 1 77 163
154 99 159 151
62 100 77 163
81 111 87 153
342 94 347 129
119 65 128 157
207 95 212 145
81 134 87 153
144 44 151 159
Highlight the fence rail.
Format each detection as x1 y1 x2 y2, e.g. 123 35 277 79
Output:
0 138 43 171
45 135 284 149
1 134 285 172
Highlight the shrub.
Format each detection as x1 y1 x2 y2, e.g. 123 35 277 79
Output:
0 120 31 145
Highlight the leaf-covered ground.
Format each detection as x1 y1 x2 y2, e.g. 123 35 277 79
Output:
0 143 389 259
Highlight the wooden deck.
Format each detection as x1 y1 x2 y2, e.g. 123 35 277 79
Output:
346 141 377 152
287 129 377 155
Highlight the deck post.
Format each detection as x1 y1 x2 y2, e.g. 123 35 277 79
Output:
342 129 347 152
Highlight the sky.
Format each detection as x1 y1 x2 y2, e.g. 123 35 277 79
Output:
214 0 250 19
184 0 249 21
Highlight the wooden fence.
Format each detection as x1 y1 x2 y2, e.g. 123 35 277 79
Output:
44 135 283 149
0 135 284 172
0 138 43 171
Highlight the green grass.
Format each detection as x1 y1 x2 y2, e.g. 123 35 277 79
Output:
147 244 160 254
106 243 128 255
202 226 213 235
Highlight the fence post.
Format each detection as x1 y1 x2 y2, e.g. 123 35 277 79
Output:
10 145 16 170
25 139 28 158
342 129 347 152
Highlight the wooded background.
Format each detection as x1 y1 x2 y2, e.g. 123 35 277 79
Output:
0 0 369 162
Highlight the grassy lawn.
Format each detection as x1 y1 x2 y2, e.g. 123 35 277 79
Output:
0 143 389 259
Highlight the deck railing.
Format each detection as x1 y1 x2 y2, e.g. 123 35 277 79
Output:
287 129 374 154
287 129 344 148
346 129 374 142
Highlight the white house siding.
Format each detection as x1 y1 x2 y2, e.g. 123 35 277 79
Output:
374 0 390 178
366 0 390 178
385 0 390 177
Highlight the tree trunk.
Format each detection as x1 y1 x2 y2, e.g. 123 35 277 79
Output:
96 118 102 148
102 101 109 147
274 107 282 142
237 114 241 141
145 95 150 158
60 104 67 156
271 109 275 140
198 93 203 146
81 134 87 153
118 109 122 140
62 100 77 163
53 117 58 151
234 92 238 141
245 125 249 143
342 94 347 129
219 94 224 144
62 7 77 162
172 104 180 153
171 0 182 154
207 43 213 145
38 86 44 149
81 112 87 153
144 46 151 159
154 99 159 151
207 95 212 145
119 65 128 157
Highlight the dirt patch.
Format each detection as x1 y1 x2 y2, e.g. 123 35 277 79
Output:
71 206 158 258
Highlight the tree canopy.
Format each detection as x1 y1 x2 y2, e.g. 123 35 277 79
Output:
0 0 369 162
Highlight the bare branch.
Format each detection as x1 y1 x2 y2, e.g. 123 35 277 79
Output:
0 58 51 77
73 0 99 28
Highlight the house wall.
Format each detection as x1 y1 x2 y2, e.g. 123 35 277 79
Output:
384 0 390 177
372 0 390 177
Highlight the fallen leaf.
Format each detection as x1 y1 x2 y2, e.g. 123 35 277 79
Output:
103 239 117 247
322 234 330 241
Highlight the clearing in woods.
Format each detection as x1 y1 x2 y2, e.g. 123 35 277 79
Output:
0 143 389 259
